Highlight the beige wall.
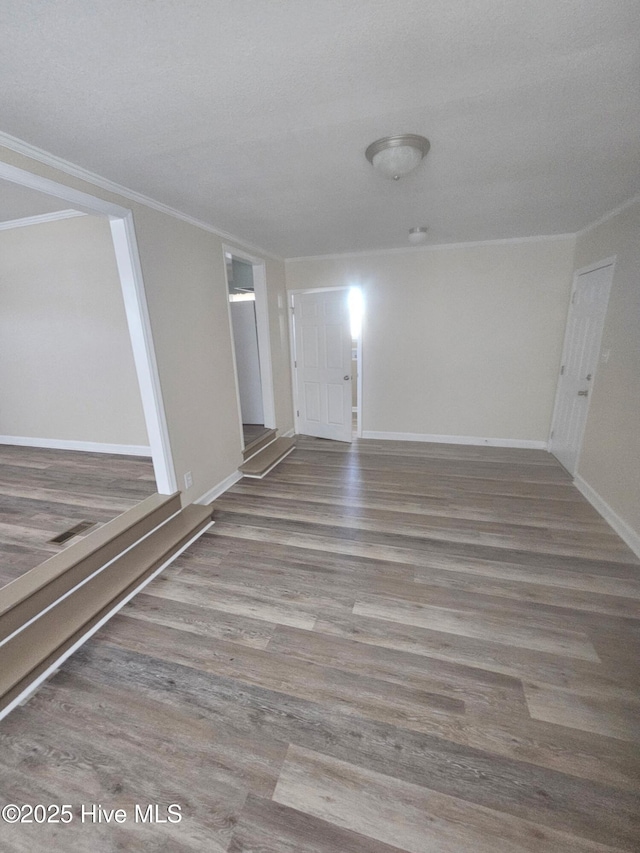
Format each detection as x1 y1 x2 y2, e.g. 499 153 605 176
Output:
286 238 575 441
0 144 293 504
0 215 148 446
574 201 640 539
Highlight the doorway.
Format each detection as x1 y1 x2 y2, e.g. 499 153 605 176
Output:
549 259 614 474
224 248 276 452
0 203 159 587
290 286 363 443
0 161 176 495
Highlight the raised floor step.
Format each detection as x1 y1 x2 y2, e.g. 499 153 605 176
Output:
0 503 213 715
240 436 296 478
0 492 182 642
242 428 277 461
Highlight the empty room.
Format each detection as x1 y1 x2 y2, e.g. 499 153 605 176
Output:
0 2 639 851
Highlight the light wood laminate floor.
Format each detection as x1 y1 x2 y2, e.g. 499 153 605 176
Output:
0 436 639 851
0 445 156 588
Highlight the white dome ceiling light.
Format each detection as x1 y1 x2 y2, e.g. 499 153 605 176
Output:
365 134 430 180
408 226 429 244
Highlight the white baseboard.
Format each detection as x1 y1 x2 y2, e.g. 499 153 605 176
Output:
0 435 152 456
574 475 640 559
360 431 547 450
195 470 242 505
282 427 296 438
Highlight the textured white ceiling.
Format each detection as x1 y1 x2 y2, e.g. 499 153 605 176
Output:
1 0 638 257
0 180 75 223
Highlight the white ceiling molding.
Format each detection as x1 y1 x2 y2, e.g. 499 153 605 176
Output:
574 193 640 238
285 232 577 264
0 130 281 261
3 126 633 265
1 3 638 256
0 209 85 231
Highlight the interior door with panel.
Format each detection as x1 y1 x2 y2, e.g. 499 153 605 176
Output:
293 289 352 442
549 262 614 474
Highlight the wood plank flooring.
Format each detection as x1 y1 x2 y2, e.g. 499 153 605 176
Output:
0 435 639 852
0 445 156 588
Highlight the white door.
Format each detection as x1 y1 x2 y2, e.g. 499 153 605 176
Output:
231 301 264 424
293 289 352 442
549 262 614 473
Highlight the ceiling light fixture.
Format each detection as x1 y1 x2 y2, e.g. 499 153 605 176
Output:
365 134 430 180
408 226 429 244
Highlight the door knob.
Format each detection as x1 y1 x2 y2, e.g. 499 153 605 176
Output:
343 375 350 381
578 390 588 397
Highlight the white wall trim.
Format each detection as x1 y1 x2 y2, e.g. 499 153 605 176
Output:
0 159 177 495
0 519 214 722
574 475 640 560
0 209 85 231
575 193 640 238
548 258 615 473
109 214 177 493
0 436 152 456
573 256 617 278
361 431 547 449
195 470 242 506
285 232 576 264
3 129 636 263
223 244 277 431
282 428 295 438
0 129 281 261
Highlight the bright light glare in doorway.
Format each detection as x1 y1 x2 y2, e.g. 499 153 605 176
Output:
228 292 256 302
349 287 364 339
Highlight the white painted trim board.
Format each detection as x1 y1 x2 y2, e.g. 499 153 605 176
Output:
574 475 640 560
195 470 243 506
0 129 281 261
0 435 152 456
0 210 85 231
0 159 177 495
361 431 547 449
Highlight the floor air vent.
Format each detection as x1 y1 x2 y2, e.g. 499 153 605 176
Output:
49 520 96 545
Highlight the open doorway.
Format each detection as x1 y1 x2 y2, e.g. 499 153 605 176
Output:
289 286 363 443
0 164 175 589
549 259 614 474
224 248 276 455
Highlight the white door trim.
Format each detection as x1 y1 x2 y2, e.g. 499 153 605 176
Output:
288 286 351 295
289 286 353 440
289 286 364 438
354 328 363 438
223 246 276 438
548 256 616 475
289 288 349 436
0 161 177 494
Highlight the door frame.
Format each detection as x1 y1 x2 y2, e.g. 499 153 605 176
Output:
222 245 276 448
548 256 616 475
0 161 177 493
288 285 362 438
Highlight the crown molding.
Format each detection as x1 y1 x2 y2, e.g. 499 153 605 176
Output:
0 130 282 261
2 130 637 264
0 209 85 232
575 193 640 238
285 232 576 263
